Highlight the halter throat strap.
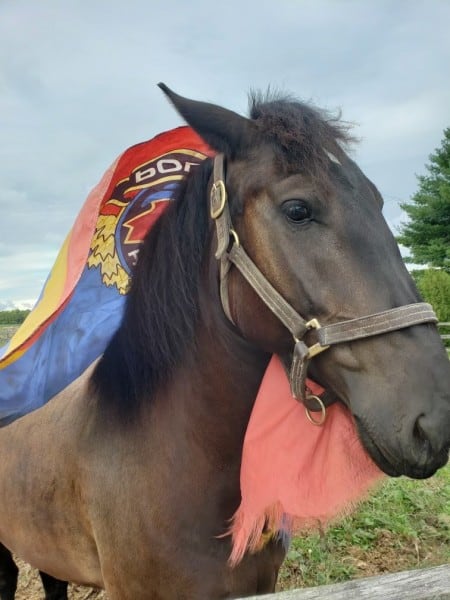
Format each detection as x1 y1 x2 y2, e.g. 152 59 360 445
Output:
209 154 438 409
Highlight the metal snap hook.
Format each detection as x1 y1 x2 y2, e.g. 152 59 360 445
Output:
304 394 327 426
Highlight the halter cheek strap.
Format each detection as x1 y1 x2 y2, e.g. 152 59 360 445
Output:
210 154 438 421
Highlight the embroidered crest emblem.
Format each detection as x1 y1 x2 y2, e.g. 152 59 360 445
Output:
88 149 207 293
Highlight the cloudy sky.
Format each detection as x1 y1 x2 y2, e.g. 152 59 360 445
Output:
1 0 449 305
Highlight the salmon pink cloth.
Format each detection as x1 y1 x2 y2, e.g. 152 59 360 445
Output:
230 355 383 564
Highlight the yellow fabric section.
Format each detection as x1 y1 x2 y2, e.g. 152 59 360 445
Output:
0 232 72 364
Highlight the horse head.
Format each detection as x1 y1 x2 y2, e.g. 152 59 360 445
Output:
158 84 450 480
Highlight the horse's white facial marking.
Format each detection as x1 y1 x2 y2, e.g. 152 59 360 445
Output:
323 148 341 165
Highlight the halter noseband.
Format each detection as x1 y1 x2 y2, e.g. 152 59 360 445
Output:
210 154 438 423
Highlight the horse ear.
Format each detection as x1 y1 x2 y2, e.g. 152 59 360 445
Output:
158 83 257 157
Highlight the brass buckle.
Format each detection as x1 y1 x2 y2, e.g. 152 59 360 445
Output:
305 395 327 426
210 180 227 219
304 318 330 359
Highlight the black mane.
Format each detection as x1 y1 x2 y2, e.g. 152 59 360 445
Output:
92 94 354 418
92 158 213 418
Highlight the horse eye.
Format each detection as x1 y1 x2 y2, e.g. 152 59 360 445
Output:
282 200 312 223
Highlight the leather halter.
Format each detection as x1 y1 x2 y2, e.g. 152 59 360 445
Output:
210 154 438 422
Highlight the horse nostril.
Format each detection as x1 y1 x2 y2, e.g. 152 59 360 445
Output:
413 413 446 455
413 415 429 444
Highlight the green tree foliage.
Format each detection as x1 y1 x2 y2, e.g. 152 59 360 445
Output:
0 309 30 325
411 269 450 346
412 269 450 321
397 128 450 272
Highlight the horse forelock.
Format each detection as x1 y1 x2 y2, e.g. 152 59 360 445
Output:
248 92 356 183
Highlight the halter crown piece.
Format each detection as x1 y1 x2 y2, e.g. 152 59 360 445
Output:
210 154 438 424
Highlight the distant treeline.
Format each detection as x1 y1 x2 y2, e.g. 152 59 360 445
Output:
0 309 31 324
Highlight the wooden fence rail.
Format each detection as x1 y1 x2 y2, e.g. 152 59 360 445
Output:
438 322 450 340
242 565 450 600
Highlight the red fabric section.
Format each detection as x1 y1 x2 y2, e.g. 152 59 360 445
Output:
62 159 120 302
230 355 383 564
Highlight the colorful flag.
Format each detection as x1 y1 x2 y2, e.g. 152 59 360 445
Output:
0 127 212 424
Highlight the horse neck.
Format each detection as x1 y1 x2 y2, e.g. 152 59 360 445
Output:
154 262 271 466
184 329 267 453
134 270 270 536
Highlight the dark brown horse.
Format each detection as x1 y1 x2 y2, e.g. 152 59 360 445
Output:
0 85 449 599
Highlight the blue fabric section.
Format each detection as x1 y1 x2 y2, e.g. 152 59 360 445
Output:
0 266 124 425
142 183 178 207
0 166 195 425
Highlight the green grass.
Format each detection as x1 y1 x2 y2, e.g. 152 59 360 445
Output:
278 465 450 590
0 324 19 347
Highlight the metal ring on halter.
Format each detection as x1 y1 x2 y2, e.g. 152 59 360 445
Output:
229 228 240 247
304 395 327 426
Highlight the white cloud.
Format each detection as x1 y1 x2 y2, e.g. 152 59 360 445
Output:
1 0 449 302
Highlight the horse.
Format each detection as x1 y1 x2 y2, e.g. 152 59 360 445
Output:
0 84 449 599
